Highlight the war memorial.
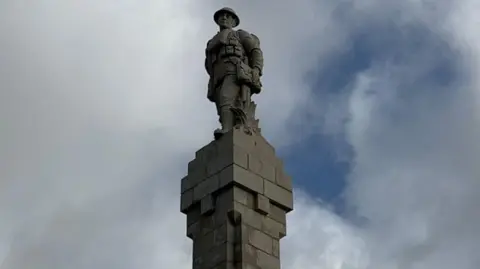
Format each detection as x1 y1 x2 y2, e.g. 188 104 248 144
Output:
180 7 294 269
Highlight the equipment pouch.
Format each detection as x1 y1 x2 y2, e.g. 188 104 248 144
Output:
236 61 253 85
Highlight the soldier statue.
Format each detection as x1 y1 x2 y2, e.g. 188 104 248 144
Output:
205 7 264 139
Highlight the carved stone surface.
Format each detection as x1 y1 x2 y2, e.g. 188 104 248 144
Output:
180 128 293 269
205 7 264 140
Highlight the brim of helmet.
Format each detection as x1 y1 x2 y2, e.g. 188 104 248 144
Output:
213 11 240 27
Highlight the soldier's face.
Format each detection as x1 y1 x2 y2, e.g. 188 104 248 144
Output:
217 12 236 29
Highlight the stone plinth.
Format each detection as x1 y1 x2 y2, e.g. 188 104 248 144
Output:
180 129 293 269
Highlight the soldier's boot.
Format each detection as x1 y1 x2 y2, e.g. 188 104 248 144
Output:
214 107 234 140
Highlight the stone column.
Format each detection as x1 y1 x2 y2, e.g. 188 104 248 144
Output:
180 129 293 269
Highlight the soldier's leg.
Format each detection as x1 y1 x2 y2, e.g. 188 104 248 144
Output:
215 75 241 135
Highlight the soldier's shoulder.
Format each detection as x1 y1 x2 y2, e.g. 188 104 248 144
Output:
236 29 252 37
237 29 260 45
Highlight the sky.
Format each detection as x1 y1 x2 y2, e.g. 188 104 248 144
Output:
1 0 479 268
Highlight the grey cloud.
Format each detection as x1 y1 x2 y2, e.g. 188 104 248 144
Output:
341 1 480 267
2 0 480 268
0 0 345 268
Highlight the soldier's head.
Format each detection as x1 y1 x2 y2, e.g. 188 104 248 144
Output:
214 7 239 29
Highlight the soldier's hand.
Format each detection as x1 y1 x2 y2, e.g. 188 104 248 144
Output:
252 67 261 81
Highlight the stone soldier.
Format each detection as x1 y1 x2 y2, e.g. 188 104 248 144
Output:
205 7 264 139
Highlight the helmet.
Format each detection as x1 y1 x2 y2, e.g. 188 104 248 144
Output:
213 7 240 27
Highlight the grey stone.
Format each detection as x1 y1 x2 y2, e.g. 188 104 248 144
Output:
220 128 257 153
180 175 190 193
193 230 215 255
188 159 207 186
272 239 280 257
269 204 286 224
254 194 270 215
212 262 236 269
248 154 276 182
181 10 295 266
195 140 217 163
200 215 217 235
180 188 193 213
234 242 258 265
233 186 256 208
232 202 262 230
215 186 256 211
207 143 249 176
264 180 293 212
193 174 219 202
261 216 286 239
275 167 293 191
206 7 264 139
247 228 273 254
187 204 201 227
187 220 199 239
210 242 235 266
201 194 215 215
254 135 276 156
219 164 264 194
256 249 280 269
214 222 236 245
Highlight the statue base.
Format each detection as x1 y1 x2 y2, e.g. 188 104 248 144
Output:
180 128 293 269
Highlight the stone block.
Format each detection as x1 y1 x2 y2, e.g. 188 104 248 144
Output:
193 174 219 202
193 228 236 268
237 263 259 269
275 167 292 191
199 215 217 235
264 180 293 212
187 220 199 239
209 242 235 267
183 130 293 269
211 139 249 171
214 222 236 245
247 228 273 254
195 140 217 164
272 239 279 257
188 159 208 185
219 165 264 195
214 187 247 208
193 230 215 255
201 194 215 215
187 204 201 227
254 194 270 215
231 202 262 230
234 242 258 264
254 135 276 157
220 128 257 152
232 186 256 208
269 204 286 224
180 188 193 213
212 262 236 269
248 154 276 182
180 175 190 193
256 249 280 269
261 216 286 239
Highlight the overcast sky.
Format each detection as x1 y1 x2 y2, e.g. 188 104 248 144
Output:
1 0 479 268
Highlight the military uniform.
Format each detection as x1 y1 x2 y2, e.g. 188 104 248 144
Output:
205 8 264 138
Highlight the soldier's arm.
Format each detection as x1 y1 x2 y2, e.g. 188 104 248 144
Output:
205 49 211 75
238 30 264 76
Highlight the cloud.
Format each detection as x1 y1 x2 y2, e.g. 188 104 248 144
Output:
2 0 480 269
0 0 346 268
338 1 480 268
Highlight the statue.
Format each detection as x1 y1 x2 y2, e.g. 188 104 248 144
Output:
205 7 264 140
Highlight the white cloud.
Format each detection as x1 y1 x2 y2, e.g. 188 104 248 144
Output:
341 1 480 267
0 0 343 268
